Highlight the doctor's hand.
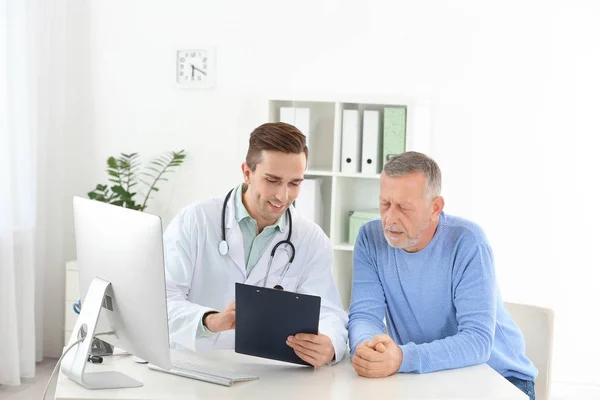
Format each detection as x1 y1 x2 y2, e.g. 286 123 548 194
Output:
352 334 403 378
204 301 236 332
286 333 335 368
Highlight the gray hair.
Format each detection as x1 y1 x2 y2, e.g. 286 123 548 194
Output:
383 151 442 199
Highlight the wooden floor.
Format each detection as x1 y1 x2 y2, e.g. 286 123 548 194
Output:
0 359 58 400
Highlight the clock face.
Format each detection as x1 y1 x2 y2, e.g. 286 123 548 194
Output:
176 49 215 87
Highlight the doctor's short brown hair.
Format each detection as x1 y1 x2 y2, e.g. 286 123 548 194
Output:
245 122 309 171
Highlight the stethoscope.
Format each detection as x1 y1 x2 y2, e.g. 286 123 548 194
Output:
218 188 296 290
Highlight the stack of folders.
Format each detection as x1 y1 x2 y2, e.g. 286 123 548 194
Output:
340 107 407 174
280 107 311 148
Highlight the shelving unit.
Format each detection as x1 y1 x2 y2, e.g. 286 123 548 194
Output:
267 95 427 309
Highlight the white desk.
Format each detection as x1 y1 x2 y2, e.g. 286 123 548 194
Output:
55 350 527 400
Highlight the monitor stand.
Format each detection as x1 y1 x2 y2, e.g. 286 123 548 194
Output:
60 277 143 389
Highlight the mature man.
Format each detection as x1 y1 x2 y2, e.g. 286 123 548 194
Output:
349 152 537 399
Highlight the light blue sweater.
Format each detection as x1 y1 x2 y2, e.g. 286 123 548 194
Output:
348 212 538 380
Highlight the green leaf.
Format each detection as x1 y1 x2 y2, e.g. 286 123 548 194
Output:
111 185 126 195
152 187 159 192
149 160 166 168
108 170 120 178
140 172 155 179
88 192 98 199
107 157 118 169
158 155 173 164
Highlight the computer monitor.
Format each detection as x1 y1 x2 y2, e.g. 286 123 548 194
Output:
61 196 171 389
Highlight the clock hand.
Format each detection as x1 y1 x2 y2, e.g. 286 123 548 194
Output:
191 65 207 76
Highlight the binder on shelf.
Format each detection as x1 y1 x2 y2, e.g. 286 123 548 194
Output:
293 178 324 228
340 109 361 173
361 110 382 174
348 209 381 245
382 107 407 167
280 107 311 148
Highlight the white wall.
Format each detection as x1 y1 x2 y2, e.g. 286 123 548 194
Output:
50 0 600 387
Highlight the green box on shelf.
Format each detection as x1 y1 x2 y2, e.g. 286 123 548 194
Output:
348 209 381 245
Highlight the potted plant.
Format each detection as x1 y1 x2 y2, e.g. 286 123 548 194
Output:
87 150 186 210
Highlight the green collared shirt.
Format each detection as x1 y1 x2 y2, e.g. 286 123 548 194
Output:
198 184 286 337
234 183 287 275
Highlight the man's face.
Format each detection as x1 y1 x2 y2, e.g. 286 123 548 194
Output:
379 172 437 251
242 150 306 226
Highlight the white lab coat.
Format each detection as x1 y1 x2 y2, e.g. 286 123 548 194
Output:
162 193 349 363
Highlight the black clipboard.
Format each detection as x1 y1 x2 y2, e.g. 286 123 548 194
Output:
234 282 321 366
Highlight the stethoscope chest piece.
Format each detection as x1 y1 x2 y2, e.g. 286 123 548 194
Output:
220 187 296 290
218 240 229 256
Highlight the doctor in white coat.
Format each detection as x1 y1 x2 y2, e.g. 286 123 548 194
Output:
163 122 348 367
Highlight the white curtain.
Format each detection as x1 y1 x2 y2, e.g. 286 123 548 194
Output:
0 0 38 385
0 0 66 385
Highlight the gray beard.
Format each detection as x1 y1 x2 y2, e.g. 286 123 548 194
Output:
384 221 429 249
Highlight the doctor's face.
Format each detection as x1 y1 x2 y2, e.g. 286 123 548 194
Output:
242 150 306 228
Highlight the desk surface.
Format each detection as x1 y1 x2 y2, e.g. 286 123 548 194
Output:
55 349 527 400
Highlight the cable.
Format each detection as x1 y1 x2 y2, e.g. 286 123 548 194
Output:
40 337 85 400
40 331 115 399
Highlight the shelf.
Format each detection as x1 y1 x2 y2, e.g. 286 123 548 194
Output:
268 100 336 172
267 96 418 313
305 170 381 179
332 178 380 245
305 169 334 177
294 175 332 237
335 172 381 179
333 243 354 252
332 250 353 310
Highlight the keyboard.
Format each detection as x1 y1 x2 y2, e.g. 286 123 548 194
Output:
148 360 259 387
